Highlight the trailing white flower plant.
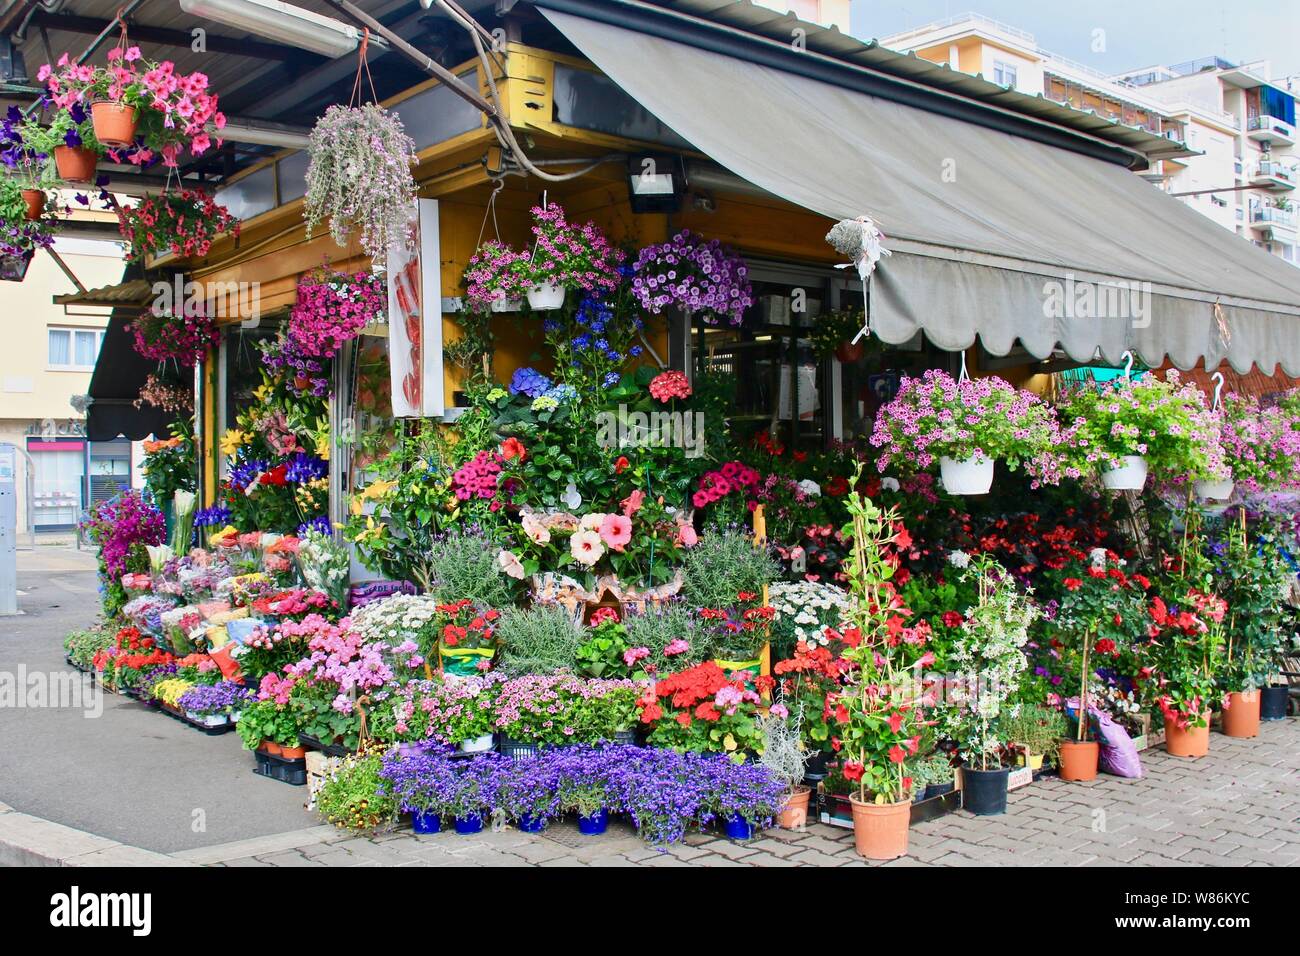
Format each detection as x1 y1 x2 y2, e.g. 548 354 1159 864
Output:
304 103 419 266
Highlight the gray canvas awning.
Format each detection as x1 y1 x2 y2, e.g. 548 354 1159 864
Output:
538 5 1300 375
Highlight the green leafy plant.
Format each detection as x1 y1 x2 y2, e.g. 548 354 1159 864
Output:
315 748 398 832
808 308 866 357
419 528 519 608
998 703 1068 766
680 530 778 612
494 604 585 675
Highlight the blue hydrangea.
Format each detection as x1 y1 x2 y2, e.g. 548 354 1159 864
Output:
509 367 553 399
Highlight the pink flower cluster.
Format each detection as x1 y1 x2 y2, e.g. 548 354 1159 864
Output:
649 369 691 403
453 450 505 502
692 460 760 509
290 270 385 358
528 203 624 294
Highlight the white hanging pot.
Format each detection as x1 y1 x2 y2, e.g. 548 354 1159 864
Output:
526 281 566 311
939 455 994 496
458 733 495 754
1193 478 1234 501
1101 455 1148 491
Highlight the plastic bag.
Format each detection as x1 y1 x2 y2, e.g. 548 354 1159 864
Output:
1065 698 1143 779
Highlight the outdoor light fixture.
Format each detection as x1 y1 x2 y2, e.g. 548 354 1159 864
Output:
627 155 685 213
178 0 383 59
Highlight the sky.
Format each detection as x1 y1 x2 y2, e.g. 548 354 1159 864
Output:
850 0 1300 82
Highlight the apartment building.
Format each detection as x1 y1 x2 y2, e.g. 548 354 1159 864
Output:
0 236 136 536
752 0 851 30
881 13 1298 267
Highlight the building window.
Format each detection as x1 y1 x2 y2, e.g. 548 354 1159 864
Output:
993 61 1018 88
48 327 105 371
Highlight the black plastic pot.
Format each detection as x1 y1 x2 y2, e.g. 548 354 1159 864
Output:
924 781 955 800
1260 684 1290 721
804 751 830 781
962 767 1009 815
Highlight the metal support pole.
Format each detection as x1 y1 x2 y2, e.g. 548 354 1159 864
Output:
0 442 21 615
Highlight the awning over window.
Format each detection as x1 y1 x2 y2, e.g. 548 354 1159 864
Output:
539 7 1300 376
86 313 185 442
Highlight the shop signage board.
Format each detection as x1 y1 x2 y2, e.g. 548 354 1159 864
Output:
387 199 444 418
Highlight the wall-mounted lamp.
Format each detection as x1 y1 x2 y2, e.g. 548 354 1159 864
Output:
627 155 685 213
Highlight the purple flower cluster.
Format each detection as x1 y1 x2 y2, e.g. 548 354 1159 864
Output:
79 489 166 578
377 744 786 844
258 330 330 398
508 367 553 399
631 230 753 326
177 680 253 716
193 505 232 528
285 452 328 484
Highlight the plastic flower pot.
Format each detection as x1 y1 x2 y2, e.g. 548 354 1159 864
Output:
280 744 307 760
54 145 97 183
526 280 565 311
923 781 955 800
961 767 1010 815
1220 690 1261 739
21 189 44 221
454 813 484 835
457 733 495 754
848 795 910 859
778 787 811 829
1163 713 1211 758
1260 684 1289 721
1194 478 1234 501
1101 455 1148 491
939 454 994 496
90 101 138 148
517 814 546 833
1015 752 1045 770
834 340 865 363
577 808 609 835
411 810 442 834
260 740 282 757
1058 739 1100 781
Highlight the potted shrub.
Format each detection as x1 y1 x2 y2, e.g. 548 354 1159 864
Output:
758 698 812 829
304 102 418 267
835 469 931 858
1000 703 1067 771
942 554 1038 814
1142 590 1226 758
870 369 1062 496
1058 371 1225 491
630 229 753 326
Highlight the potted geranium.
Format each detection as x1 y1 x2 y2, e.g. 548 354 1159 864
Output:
1058 371 1225 491
870 369 1062 495
435 599 499 682
523 202 623 310
943 554 1038 814
630 229 753 326
636 660 767 760
304 102 418 267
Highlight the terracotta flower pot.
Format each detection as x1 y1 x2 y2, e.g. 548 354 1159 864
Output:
260 740 282 756
21 189 44 221
1220 690 1260 739
1164 712 1211 758
90 101 138 148
1058 739 1100 781
279 744 306 760
53 145 97 183
849 794 910 860
778 787 811 829
834 340 865 363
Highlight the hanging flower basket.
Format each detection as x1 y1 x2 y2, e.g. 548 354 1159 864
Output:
526 280 566 311
54 145 97 183
129 306 220 365
289 268 385 358
0 250 33 282
304 103 418 267
631 229 753 326
116 189 240 262
834 340 865 364
1100 455 1148 491
21 190 46 221
939 454 994 496
1193 477 1234 500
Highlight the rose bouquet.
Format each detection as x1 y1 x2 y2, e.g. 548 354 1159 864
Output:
631 230 753 325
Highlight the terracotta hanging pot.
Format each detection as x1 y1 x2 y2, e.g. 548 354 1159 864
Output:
1057 739 1100 781
849 794 910 859
53 145 98 183
1163 712 1211 758
21 189 45 221
778 787 811 829
834 340 865 363
90 101 138 148
1220 690 1260 739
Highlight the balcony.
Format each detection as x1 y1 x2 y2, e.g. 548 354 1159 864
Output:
1250 160 1297 191
1250 204 1298 239
1247 114 1297 145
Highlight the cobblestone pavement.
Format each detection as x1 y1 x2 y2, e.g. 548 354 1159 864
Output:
191 717 1299 868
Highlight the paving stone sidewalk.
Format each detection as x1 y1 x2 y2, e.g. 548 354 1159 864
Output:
191 717 1300 868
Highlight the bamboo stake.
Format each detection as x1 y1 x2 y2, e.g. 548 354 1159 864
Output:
1078 631 1092 742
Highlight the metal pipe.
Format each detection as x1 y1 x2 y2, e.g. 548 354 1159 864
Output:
22 0 146 116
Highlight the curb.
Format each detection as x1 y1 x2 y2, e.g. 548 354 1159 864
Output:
172 826 339 865
0 803 196 868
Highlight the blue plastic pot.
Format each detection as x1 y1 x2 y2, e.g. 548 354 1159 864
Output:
518 814 546 833
411 810 441 834
724 814 754 841
577 808 609 835
454 813 484 834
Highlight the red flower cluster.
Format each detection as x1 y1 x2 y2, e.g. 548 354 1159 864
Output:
252 588 332 620
117 189 239 262
436 599 499 648
648 369 691 403
691 460 760 509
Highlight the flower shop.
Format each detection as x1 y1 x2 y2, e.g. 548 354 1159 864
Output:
15 0 1300 859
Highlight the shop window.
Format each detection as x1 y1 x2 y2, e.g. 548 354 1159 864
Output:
48 327 104 370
